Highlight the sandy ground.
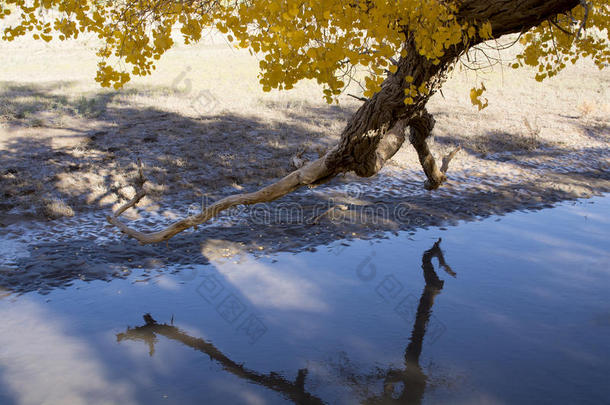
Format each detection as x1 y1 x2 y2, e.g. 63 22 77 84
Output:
0 33 609 294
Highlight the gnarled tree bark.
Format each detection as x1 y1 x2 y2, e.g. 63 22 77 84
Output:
108 0 579 244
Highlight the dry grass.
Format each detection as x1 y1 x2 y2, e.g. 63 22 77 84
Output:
40 198 74 219
578 100 597 117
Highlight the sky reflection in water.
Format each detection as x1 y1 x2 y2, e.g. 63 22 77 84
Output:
0 196 609 404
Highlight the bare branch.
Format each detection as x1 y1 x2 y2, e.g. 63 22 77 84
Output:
107 153 335 244
549 17 573 36
576 0 590 38
440 146 462 174
347 93 368 102
408 111 461 190
290 148 306 169
311 204 348 224
106 121 410 244
111 159 148 218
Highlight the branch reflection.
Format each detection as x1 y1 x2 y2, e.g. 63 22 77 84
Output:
116 238 455 404
366 238 455 404
116 313 325 405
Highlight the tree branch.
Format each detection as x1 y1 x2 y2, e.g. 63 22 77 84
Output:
110 159 148 218
440 146 462 174
107 152 335 244
408 110 461 190
106 120 412 244
347 93 368 102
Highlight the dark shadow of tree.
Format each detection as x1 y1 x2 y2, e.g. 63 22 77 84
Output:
0 82 608 295
0 80 335 216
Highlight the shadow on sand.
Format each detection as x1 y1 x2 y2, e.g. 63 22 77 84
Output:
0 81 609 295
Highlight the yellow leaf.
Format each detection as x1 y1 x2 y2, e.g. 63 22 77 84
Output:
480 22 493 39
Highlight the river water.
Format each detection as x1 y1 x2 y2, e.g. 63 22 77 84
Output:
0 195 609 404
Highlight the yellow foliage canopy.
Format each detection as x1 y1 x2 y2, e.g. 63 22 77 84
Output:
1 0 607 107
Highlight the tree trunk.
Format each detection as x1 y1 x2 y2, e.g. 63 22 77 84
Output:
326 0 580 179
108 0 580 244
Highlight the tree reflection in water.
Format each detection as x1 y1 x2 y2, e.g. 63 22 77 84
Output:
117 311 325 404
365 238 455 404
117 239 455 404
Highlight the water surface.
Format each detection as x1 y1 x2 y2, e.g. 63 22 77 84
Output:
0 196 609 404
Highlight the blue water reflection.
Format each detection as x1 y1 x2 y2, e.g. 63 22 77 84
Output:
0 196 608 404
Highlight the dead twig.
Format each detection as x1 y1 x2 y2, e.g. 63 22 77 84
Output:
576 0 590 39
440 146 462 174
310 204 348 224
347 93 368 102
107 152 335 244
290 149 306 169
110 159 148 218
